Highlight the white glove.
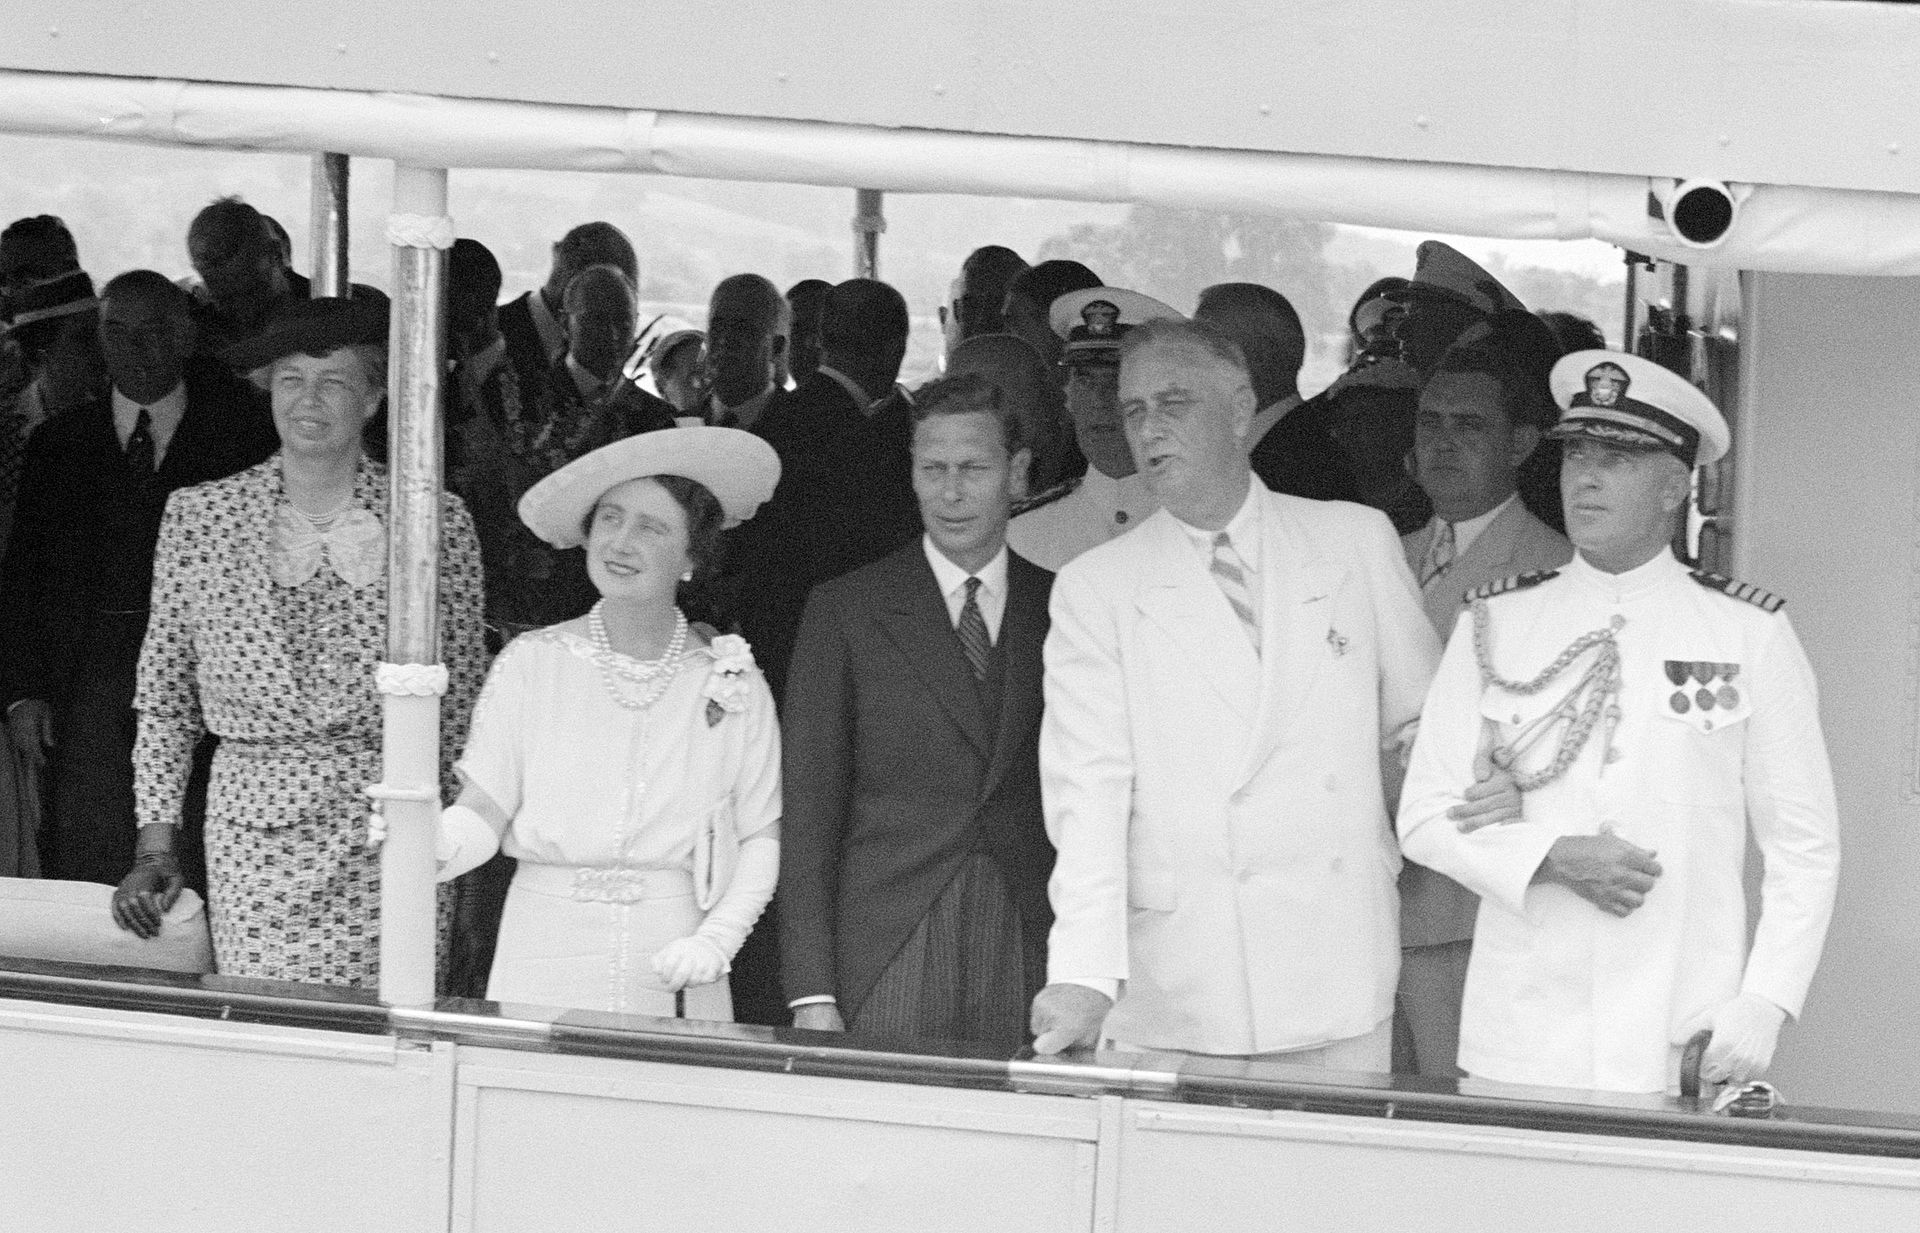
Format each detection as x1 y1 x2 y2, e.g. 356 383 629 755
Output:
1701 992 1787 1085
435 803 499 883
651 934 730 992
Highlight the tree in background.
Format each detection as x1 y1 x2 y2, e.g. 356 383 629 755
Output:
1038 205 1337 329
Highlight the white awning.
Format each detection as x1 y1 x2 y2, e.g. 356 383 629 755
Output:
6 69 1920 276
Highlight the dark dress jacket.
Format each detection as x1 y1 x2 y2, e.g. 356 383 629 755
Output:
497 290 562 406
778 542 1056 1016
840 387 923 573
719 371 870 701
0 358 278 709
449 356 674 633
1249 393 1365 505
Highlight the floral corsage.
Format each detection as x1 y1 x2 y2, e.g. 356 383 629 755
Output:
703 634 756 726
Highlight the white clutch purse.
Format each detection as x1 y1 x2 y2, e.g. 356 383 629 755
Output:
692 797 739 912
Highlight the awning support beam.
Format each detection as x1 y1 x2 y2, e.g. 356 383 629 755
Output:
308 152 350 298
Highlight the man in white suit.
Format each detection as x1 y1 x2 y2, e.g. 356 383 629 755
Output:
1029 318 1445 1064
1394 340 1572 1077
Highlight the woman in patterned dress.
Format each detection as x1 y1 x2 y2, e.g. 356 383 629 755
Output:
434 428 781 1018
108 298 485 989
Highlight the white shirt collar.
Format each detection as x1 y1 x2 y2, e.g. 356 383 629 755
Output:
710 384 774 429
1566 543 1685 603
1432 493 1518 560
462 335 506 383
1170 474 1263 563
566 354 611 401
529 290 566 362
922 535 1008 601
112 381 189 461
816 364 874 411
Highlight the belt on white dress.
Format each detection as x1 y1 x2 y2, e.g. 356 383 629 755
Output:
515 863 693 904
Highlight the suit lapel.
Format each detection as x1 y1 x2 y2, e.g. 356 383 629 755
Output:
873 549 992 758
1403 520 1432 577
1467 498 1528 578
981 554 1046 800
1134 514 1260 722
1238 493 1341 789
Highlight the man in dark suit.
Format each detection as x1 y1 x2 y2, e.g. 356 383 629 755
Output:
721 276 915 1027
780 373 1054 1050
0 270 277 887
1394 337 1571 1077
726 277 915 701
497 221 637 403
1195 282 1364 507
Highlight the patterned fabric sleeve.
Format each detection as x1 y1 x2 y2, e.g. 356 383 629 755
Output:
132 491 208 830
437 493 488 806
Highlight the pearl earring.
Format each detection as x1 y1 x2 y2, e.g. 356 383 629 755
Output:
681 571 694 582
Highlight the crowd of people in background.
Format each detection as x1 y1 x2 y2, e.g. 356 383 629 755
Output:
0 197 1837 1097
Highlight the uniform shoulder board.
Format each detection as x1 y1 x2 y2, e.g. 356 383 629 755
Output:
1011 476 1078 519
1466 569 1560 602
1690 570 1786 613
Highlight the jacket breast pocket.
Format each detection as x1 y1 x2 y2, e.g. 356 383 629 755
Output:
1474 685 1565 775
1655 659 1753 737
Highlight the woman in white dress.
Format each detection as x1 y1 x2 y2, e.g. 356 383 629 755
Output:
436 427 782 1019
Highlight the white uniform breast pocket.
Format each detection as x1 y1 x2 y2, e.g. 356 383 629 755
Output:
1476 685 1572 784
1656 657 1751 736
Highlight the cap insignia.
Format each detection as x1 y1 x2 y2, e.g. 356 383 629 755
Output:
1584 361 1630 409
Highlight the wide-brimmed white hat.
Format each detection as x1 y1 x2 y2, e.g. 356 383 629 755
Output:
518 426 781 548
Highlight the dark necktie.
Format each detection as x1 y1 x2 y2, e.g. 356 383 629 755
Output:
956 576 991 681
125 407 155 476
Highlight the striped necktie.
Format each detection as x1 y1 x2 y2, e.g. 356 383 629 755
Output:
1420 519 1456 586
956 576 991 681
1210 531 1260 650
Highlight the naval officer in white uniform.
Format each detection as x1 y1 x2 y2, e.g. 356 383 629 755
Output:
1006 288 1180 571
1397 351 1840 1094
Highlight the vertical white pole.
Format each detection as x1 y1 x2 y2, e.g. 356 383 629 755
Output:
308 153 351 298
377 163 451 1006
853 188 884 279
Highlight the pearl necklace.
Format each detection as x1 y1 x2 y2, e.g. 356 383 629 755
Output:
586 602 689 711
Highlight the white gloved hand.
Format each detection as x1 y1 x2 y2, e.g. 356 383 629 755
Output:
1701 992 1787 1085
435 803 499 882
651 935 730 992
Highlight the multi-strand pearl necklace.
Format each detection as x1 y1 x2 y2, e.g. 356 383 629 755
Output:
586 601 689 711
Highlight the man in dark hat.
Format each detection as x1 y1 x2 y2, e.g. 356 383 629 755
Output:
1 270 276 888
1 216 100 552
1389 241 1529 381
